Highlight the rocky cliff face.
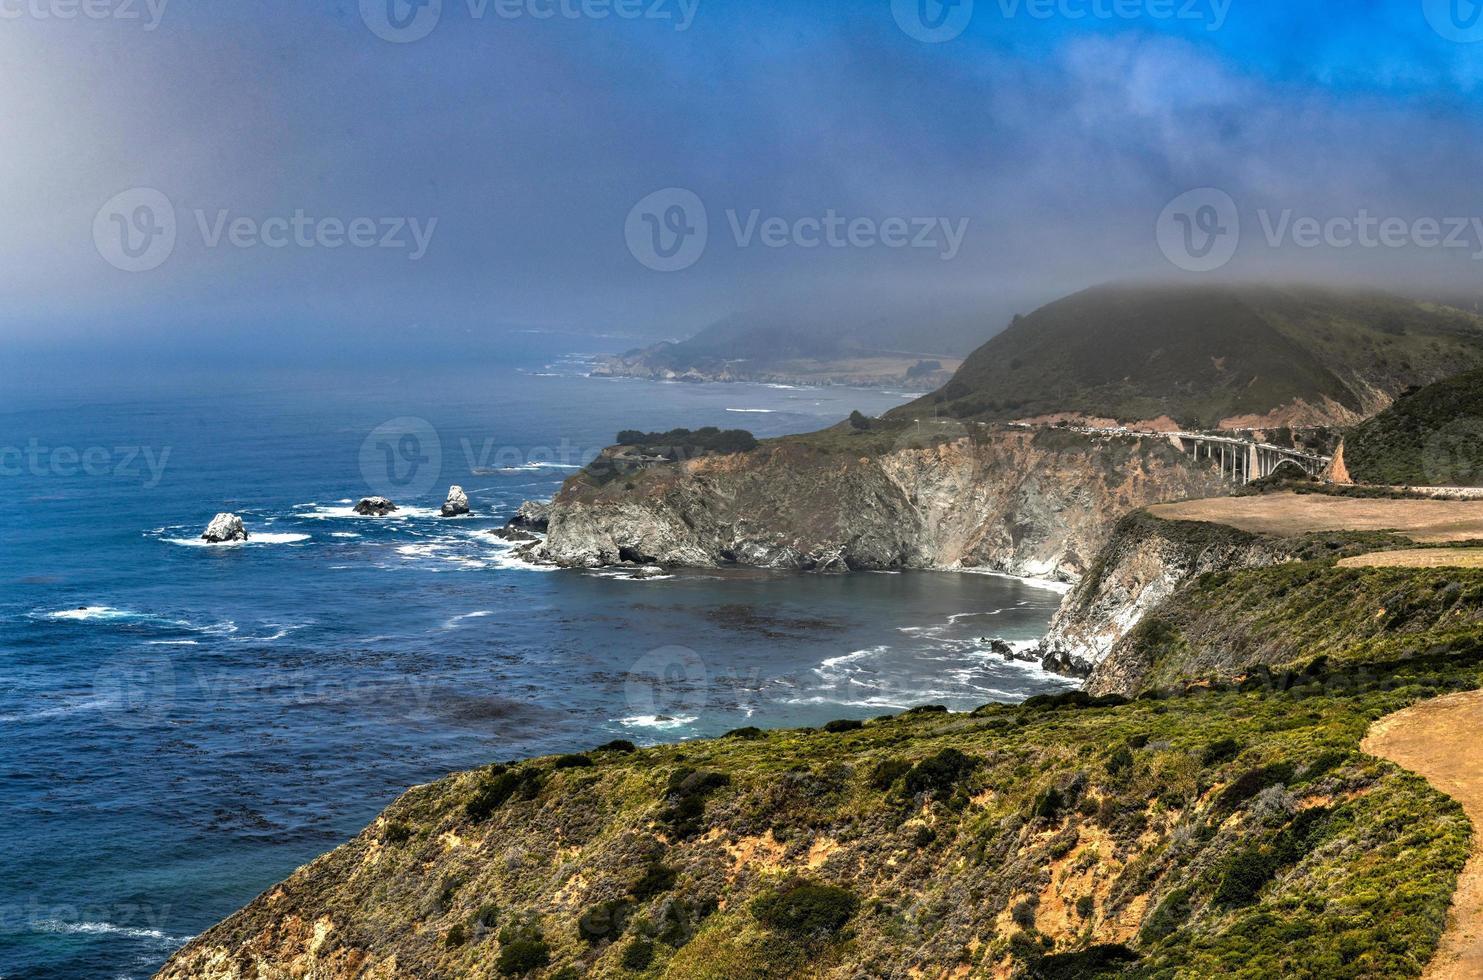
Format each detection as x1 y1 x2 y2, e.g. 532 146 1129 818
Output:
1037 513 1294 686
538 427 1230 583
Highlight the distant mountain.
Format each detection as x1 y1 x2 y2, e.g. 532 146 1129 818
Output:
1342 367 1483 486
591 306 996 388
893 283 1483 430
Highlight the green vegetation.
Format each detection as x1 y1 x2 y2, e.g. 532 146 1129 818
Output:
615 427 759 457
163 521 1483 979
1115 553 1483 692
750 880 859 939
1345 367 1483 486
496 935 551 975
890 284 1483 427
186 653 1473 978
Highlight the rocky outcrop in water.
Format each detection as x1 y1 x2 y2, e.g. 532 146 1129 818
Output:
536 427 1229 581
354 497 398 516
201 513 248 543
508 499 551 532
441 486 470 517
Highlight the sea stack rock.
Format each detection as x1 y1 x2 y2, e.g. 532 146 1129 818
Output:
508 499 551 532
441 486 470 517
202 513 248 543
354 497 399 516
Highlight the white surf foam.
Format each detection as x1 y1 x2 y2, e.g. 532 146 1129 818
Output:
617 714 699 730
163 532 310 548
32 918 193 947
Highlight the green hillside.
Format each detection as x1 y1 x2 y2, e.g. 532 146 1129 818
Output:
1343 368 1483 486
893 284 1483 429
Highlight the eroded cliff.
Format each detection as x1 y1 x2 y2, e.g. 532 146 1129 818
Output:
537 426 1229 583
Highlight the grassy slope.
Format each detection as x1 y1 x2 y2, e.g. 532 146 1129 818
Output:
891 284 1483 428
1109 524 1483 693
167 628 1478 979
1344 367 1483 486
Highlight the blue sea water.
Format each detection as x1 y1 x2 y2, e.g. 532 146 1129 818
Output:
0 338 1074 979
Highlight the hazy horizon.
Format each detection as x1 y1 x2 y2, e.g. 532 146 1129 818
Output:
6 0 1483 363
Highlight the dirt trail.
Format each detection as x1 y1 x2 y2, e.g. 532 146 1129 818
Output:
1364 691 1483 979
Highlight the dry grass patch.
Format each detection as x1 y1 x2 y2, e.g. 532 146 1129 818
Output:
1150 493 1483 543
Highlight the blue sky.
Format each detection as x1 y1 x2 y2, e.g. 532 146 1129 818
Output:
3 0 1483 358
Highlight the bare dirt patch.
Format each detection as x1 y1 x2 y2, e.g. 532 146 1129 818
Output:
1339 549 1483 570
1150 493 1483 543
1364 691 1483 978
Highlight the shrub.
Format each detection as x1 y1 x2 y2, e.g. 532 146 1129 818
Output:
868 758 912 791
1214 845 1280 908
724 726 764 740
1106 746 1135 778
578 899 633 944
1075 895 1095 920
751 880 859 939
614 427 758 457
380 820 413 845
1032 787 1065 821
1201 738 1243 767
631 862 678 900
660 768 731 838
466 768 543 823
472 903 500 929
1010 899 1037 929
496 937 551 976
823 719 864 733
620 938 655 970
903 749 979 797
445 923 467 948
1140 887 1191 943
553 754 594 769
1215 763 1296 813
1030 945 1139 978
1301 750 1349 781
903 705 949 716
597 739 638 753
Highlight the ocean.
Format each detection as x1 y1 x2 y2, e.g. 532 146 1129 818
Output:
0 337 1074 979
